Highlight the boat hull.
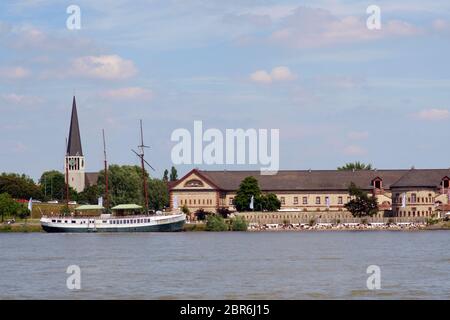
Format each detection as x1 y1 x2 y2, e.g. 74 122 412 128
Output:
40 214 186 233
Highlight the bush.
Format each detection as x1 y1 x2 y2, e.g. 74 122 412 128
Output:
217 207 231 218
308 218 316 226
181 204 190 215
230 216 248 231
195 208 212 221
205 215 228 231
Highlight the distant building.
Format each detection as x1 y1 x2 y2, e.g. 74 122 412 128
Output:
65 96 98 192
170 168 450 220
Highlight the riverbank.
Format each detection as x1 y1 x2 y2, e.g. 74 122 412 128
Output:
1 221 449 232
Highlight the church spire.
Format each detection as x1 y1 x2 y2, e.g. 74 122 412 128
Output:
67 96 83 156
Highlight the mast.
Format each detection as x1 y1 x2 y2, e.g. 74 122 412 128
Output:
65 137 70 205
139 120 149 213
102 129 109 211
131 120 155 214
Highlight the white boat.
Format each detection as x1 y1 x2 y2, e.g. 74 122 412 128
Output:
40 211 186 233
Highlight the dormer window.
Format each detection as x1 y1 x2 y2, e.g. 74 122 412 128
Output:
372 177 382 189
442 177 450 189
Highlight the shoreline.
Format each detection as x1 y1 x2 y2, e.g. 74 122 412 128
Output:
1 221 449 233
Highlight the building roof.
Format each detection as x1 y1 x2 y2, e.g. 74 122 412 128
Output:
75 204 104 211
67 96 83 156
85 172 99 187
390 169 450 188
172 168 450 191
111 204 143 210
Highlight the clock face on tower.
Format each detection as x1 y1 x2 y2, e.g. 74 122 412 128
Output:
69 159 76 167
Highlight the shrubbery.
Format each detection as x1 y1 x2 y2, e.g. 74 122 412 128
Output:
205 214 228 231
230 216 248 231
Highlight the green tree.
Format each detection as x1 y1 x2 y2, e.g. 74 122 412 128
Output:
260 193 281 211
344 182 378 217
0 173 43 200
97 165 144 207
169 166 178 181
205 214 228 231
0 192 27 222
230 216 248 231
181 204 190 215
148 178 169 210
77 184 100 205
39 170 65 200
162 169 169 182
337 162 373 171
234 176 261 212
39 170 77 201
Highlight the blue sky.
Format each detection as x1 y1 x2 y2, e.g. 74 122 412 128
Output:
1 0 450 181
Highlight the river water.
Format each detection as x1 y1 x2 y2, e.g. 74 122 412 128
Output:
0 231 449 299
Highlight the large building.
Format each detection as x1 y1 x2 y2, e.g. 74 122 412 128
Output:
65 96 98 192
169 168 450 220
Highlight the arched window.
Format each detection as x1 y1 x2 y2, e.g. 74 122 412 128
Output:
184 179 204 187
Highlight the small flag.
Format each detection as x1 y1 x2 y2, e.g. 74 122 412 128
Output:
27 197 33 212
173 195 178 209
249 195 254 210
98 196 103 207
401 193 406 208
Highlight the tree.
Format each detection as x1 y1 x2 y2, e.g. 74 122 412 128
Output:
234 176 261 212
162 169 169 182
205 214 228 231
181 204 190 215
337 162 373 171
0 173 43 200
344 182 378 217
77 184 100 205
39 170 65 200
148 178 169 211
0 192 28 222
260 193 281 212
39 170 77 201
97 165 144 207
169 166 178 181
195 208 211 221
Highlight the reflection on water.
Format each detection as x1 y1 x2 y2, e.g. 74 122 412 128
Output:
0 231 449 299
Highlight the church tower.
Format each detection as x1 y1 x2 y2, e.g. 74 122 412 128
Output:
65 96 85 192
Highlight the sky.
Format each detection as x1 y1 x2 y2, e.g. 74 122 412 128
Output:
1 0 450 181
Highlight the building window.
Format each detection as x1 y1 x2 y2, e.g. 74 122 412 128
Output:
293 197 298 205
280 197 285 205
338 196 343 204
411 193 417 203
229 198 234 205
316 197 321 205
302 197 308 205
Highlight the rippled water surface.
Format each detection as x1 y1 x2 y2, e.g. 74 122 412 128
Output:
0 231 449 299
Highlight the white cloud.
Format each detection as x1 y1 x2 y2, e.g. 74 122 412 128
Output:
414 108 450 121
0 93 43 106
432 19 449 31
250 70 272 83
348 131 369 140
101 87 153 100
267 7 422 49
0 66 31 79
71 55 137 80
250 66 296 83
343 145 367 156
